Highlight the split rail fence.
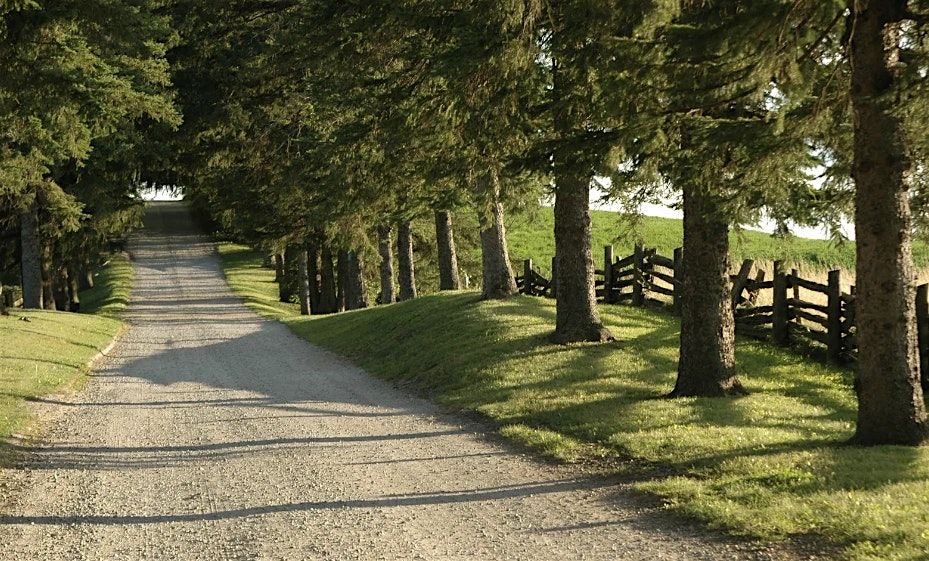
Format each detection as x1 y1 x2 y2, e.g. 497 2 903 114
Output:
517 244 929 377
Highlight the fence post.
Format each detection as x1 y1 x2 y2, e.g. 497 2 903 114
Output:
827 270 842 363
917 284 929 390
731 259 754 309
672 247 683 315
791 268 801 325
632 243 645 306
523 259 533 295
603 245 615 304
773 261 789 345
550 256 557 299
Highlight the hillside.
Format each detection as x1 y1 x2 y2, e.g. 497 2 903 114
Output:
219 242 929 561
407 207 929 295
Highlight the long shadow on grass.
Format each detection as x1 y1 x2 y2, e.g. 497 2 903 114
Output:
469 297 875 487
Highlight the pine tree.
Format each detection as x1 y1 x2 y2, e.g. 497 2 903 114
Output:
848 1 928 445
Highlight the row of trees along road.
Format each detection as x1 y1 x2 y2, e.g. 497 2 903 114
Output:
0 1 179 313
6 1 929 447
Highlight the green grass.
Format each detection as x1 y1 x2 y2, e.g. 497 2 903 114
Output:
0 253 131 461
409 208 929 291
220 240 929 561
80 253 133 317
505 207 929 274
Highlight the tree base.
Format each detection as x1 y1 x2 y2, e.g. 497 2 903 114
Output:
849 425 929 447
667 378 748 398
480 289 518 301
550 324 615 344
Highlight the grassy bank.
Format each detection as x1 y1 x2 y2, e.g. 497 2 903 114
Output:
221 241 929 561
0 253 131 460
411 207 929 294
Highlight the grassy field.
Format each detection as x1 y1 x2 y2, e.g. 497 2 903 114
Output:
220 241 929 561
0 254 131 461
408 207 929 294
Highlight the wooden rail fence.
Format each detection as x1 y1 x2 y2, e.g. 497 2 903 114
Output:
517 245 929 384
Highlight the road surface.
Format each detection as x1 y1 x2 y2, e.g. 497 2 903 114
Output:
0 202 785 560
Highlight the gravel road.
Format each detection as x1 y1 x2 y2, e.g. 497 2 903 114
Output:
0 202 794 560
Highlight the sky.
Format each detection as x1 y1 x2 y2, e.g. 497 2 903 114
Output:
590 188 854 241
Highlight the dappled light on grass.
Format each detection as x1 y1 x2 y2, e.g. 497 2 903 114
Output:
0 255 129 458
79 254 133 318
219 242 929 561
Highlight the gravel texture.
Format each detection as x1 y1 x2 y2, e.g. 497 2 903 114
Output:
0 202 795 560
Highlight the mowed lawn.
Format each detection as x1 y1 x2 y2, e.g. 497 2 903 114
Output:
219 242 929 561
0 254 131 461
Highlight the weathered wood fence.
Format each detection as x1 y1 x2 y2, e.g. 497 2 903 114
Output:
1 285 23 309
517 244 929 377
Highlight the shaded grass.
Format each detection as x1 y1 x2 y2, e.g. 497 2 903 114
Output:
221 240 929 561
216 243 299 321
80 253 133 318
0 254 130 463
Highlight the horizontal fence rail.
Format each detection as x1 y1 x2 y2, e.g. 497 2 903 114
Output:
518 245 929 387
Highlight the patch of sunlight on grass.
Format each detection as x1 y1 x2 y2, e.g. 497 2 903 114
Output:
218 244 929 561
216 243 300 321
80 253 133 318
1 255 127 464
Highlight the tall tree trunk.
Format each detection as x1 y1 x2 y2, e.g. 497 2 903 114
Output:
19 204 42 309
551 170 611 343
273 253 284 284
377 225 395 304
68 261 81 312
80 256 94 290
397 221 417 301
434 210 461 290
850 2 928 445
337 249 348 311
319 245 338 314
672 186 744 397
546 17 613 342
307 241 321 314
344 249 368 310
53 264 71 312
473 169 518 300
297 248 311 315
280 246 299 304
41 241 55 311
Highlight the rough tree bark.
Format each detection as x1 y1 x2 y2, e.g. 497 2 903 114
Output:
318 245 338 314
551 170 611 342
850 1 928 445
671 186 744 397
377 225 395 304
53 265 71 312
297 248 311 316
397 221 417 301
68 261 81 312
279 247 296 303
434 210 461 290
307 242 321 314
473 169 518 300
41 241 55 311
344 249 368 310
273 253 284 284
337 249 348 311
80 256 94 290
19 204 43 309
